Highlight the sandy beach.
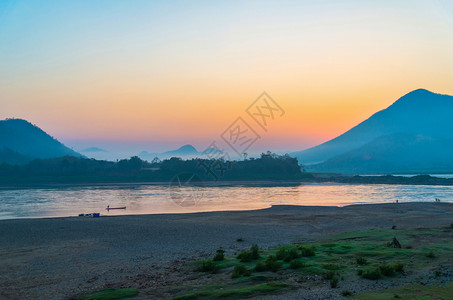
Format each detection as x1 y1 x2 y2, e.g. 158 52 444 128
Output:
1 202 453 299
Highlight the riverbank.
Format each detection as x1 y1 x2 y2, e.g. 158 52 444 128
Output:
1 202 453 299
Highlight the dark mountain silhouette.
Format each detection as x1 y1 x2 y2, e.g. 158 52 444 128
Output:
139 144 222 161
292 89 453 173
0 119 82 165
309 132 453 174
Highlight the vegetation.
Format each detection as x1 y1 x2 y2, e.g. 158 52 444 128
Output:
0 152 303 184
172 283 288 300
213 249 225 261
330 277 339 288
78 288 139 300
341 290 352 296
194 260 219 273
356 282 453 300
231 265 251 279
181 227 453 299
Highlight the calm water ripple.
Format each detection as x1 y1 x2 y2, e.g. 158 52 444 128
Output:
0 183 453 220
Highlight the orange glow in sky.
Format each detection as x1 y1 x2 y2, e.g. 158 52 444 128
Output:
1 0 453 153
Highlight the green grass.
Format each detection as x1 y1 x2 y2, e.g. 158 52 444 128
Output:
186 228 453 299
79 288 139 300
172 282 289 299
356 282 453 299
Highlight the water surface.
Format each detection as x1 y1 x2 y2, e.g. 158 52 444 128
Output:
1 183 453 220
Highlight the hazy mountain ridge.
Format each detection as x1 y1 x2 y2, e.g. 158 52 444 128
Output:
0 119 83 165
292 89 453 174
139 144 222 161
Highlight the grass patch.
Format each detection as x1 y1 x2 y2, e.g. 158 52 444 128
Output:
231 265 251 279
195 260 219 273
79 288 138 300
356 282 453 300
172 282 289 299
330 277 339 288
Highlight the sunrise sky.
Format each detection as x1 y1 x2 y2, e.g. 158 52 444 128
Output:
1 0 453 156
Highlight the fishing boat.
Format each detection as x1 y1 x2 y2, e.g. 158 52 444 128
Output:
106 205 126 210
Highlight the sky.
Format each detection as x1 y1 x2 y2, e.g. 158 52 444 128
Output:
1 0 453 157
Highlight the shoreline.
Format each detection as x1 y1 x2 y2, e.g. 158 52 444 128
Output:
1 202 453 299
2 174 453 190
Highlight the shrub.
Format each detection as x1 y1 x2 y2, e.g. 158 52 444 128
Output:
323 271 336 280
426 251 436 258
237 251 253 262
379 264 395 276
276 245 300 261
254 261 267 272
231 265 250 279
357 269 363 276
236 238 244 242
196 260 219 273
450 223 453 229
213 249 225 261
356 257 367 265
251 244 260 259
289 259 305 269
435 270 442 277
361 268 381 280
265 255 282 272
300 247 316 257
342 290 352 296
330 277 339 288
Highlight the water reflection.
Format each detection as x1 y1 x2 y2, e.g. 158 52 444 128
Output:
0 183 452 220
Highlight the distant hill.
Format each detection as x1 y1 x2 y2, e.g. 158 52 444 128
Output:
80 147 107 153
139 144 222 161
291 89 453 174
0 119 82 165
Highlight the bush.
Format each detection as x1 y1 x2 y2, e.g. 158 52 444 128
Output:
379 264 395 276
426 251 436 258
330 277 339 288
356 257 367 265
251 244 260 259
265 255 282 272
289 259 305 269
276 245 300 261
231 265 250 279
357 269 363 276
341 290 352 296
196 260 219 273
254 261 267 272
236 238 244 242
450 223 453 229
237 245 260 262
237 251 253 262
361 268 381 280
300 247 316 257
213 249 225 261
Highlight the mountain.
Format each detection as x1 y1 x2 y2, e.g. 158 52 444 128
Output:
291 89 453 173
80 147 108 153
0 119 82 165
309 132 453 174
139 144 223 161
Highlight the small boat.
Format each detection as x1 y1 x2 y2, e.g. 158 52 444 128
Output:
106 205 126 210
